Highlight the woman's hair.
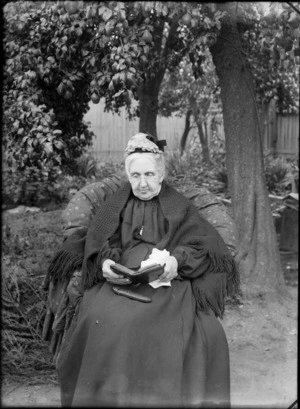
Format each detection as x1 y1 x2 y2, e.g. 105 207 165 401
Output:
125 152 166 179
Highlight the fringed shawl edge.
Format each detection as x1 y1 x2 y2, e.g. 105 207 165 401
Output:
192 250 240 319
81 251 105 289
47 249 83 285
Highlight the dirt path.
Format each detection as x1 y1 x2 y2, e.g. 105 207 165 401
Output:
2 209 298 408
2 287 297 408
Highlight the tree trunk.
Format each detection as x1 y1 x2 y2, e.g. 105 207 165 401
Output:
137 20 166 140
190 96 211 165
138 78 162 139
196 120 211 164
137 18 184 141
180 109 192 154
210 3 286 298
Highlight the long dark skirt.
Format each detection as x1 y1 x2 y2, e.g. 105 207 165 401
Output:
56 280 230 407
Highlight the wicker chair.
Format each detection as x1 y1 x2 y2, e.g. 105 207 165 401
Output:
42 174 238 361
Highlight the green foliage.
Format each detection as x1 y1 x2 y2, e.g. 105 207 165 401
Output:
1 208 64 377
2 154 125 208
95 159 125 180
72 150 125 180
2 165 88 208
166 132 229 196
2 164 60 207
3 1 299 203
2 261 55 375
3 1 94 178
208 131 226 165
264 151 299 194
166 133 298 197
3 1 225 180
159 3 299 161
240 2 300 113
74 151 99 178
159 51 220 130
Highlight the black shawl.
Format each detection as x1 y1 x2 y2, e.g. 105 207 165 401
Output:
47 181 239 318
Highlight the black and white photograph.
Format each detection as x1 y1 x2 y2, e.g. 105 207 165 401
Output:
2 1 298 407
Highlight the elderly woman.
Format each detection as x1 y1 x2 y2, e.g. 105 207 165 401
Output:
47 133 239 407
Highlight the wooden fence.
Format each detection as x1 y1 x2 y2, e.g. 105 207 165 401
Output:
84 101 184 161
260 100 299 157
84 100 299 161
275 115 299 157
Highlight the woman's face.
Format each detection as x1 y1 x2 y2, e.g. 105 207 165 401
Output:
127 156 163 200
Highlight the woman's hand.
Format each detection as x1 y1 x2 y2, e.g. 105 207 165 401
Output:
159 256 178 282
102 259 131 285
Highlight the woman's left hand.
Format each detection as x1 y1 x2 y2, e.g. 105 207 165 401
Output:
159 256 178 282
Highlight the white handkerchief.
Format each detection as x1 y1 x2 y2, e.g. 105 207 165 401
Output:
140 248 173 289
149 279 171 289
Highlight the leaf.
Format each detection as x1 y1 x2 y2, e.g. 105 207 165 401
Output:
13 120 20 129
162 5 168 16
54 140 64 149
98 5 107 17
47 56 55 64
118 9 126 21
89 56 96 66
102 9 113 22
113 89 124 98
44 142 53 155
144 2 154 12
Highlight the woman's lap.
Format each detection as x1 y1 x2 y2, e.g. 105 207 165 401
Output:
57 280 230 407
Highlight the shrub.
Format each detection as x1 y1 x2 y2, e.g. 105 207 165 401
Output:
73 150 124 180
2 164 87 209
2 151 126 209
95 158 125 180
2 262 55 376
165 147 230 196
167 139 297 198
264 150 298 195
74 151 99 178
2 163 62 208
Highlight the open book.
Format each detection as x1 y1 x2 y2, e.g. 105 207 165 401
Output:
111 263 164 284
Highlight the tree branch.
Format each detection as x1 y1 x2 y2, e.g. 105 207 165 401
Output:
286 2 300 15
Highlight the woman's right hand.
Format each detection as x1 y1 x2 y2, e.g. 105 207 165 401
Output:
102 259 131 285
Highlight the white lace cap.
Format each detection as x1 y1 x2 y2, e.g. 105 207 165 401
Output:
125 133 162 157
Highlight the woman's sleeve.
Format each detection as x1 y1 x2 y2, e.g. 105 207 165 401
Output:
98 240 122 266
97 229 122 268
172 244 211 279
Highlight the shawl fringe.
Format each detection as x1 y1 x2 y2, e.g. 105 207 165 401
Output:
44 229 86 290
47 249 83 285
192 274 227 318
82 252 104 289
192 251 240 319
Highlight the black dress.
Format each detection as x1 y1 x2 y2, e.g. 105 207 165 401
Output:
57 196 230 407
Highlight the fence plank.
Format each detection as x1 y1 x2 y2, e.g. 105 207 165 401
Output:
85 100 185 161
84 100 299 160
276 115 299 156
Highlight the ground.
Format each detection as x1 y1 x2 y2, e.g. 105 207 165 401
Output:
1 207 298 408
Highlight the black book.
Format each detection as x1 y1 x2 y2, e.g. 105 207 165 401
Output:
111 263 164 284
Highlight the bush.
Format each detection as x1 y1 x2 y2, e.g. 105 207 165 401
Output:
167 137 298 198
165 147 230 196
95 159 125 180
2 151 126 209
2 164 61 207
73 150 99 179
264 151 298 195
2 262 55 376
73 150 124 180
2 165 85 209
